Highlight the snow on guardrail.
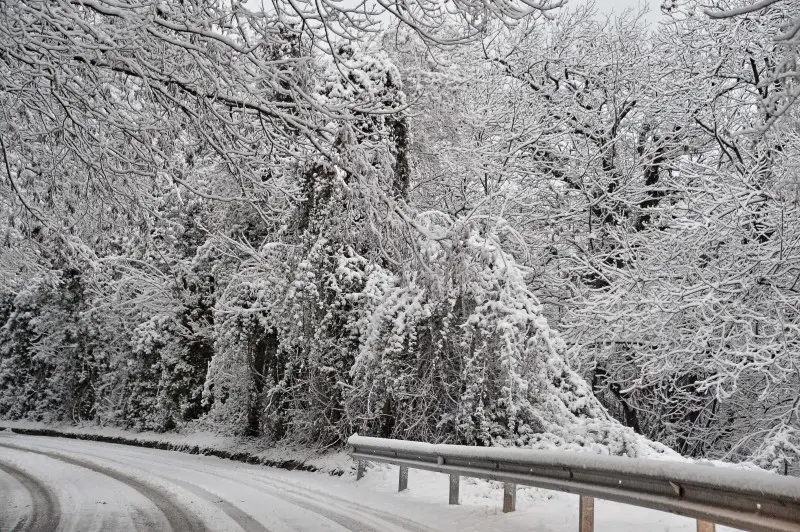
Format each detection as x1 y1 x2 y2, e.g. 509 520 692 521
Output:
348 434 800 532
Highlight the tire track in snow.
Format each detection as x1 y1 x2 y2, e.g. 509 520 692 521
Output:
93 444 435 532
4 439 269 532
125 449 435 532
0 441 207 532
16 437 433 532
165 477 271 532
18 441 384 532
0 462 25 531
217 467 437 532
0 457 61 532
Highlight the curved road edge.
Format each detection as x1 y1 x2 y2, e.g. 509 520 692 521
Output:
0 441 207 532
0 425 333 475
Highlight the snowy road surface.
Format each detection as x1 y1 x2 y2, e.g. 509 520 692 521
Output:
0 431 740 532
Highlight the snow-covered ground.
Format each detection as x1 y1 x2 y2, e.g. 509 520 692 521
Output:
0 419 354 472
0 427 742 531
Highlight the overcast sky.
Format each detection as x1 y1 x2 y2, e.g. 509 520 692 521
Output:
247 0 667 27
582 0 664 25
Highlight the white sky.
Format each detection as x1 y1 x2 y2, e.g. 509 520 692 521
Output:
246 0 667 28
579 0 664 25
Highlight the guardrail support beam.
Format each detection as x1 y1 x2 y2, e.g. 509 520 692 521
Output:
697 521 715 532
399 465 408 492
449 474 460 505
503 483 516 513
356 459 366 481
579 496 594 532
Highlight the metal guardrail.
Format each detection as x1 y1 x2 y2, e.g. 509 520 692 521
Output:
348 435 800 532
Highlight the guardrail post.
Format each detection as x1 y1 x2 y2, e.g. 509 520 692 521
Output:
503 483 516 512
356 459 366 481
399 465 408 492
697 521 715 532
579 496 594 532
449 474 460 505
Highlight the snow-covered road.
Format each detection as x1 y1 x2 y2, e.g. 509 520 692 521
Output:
0 431 738 532
0 431 442 532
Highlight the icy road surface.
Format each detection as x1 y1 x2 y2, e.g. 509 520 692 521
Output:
0 431 740 532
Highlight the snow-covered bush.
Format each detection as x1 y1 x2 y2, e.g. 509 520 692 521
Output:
344 219 669 455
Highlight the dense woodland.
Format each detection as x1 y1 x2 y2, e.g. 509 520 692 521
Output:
1 0 799 473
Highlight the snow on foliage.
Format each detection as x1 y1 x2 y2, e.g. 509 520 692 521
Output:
2 0 798 470
346 219 670 456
